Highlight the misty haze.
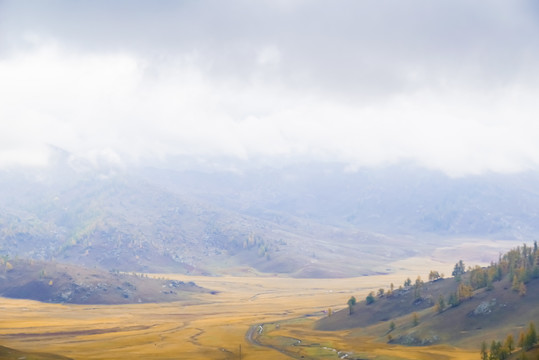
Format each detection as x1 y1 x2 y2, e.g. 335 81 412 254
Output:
1 1 539 359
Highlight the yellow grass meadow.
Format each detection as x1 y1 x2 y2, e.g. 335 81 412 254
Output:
0 257 478 360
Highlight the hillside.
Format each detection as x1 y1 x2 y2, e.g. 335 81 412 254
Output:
333 276 539 346
2 156 539 278
316 276 461 331
315 244 539 358
0 259 211 304
141 163 539 237
0 160 425 278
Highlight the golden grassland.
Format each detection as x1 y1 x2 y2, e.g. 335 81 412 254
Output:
0 256 479 360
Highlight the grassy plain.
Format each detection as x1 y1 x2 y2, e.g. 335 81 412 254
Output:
0 253 488 360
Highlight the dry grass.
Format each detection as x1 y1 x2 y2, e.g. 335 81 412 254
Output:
0 256 478 360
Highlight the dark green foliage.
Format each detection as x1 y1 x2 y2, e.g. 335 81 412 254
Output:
486 340 510 360
347 296 357 315
524 322 538 351
448 291 460 307
482 324 535 359
470 265 488 290
452 260 465 281
505 334 514 353
366 291 375 305
436 294 445 313
481 341 488 360
414 276 423 299
404 278 412 287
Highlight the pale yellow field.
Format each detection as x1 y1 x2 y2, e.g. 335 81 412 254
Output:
0 257 477 360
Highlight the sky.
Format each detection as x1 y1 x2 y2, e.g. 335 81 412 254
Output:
1 0 539 176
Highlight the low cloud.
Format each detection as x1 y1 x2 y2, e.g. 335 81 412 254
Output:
1 1 539 176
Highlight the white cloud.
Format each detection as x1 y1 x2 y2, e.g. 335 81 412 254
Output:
257 45 282 66
1 32 539 176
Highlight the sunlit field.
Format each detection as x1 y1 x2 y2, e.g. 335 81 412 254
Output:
0 256 479 360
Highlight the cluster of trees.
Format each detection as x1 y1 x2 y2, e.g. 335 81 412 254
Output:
519 322 538 352
399 276 425 299
493 243 539 290
452 260 466 280
345 242 539 332
242 232 273 260
444 242 539 311
386 314 419 341
480 322 537 360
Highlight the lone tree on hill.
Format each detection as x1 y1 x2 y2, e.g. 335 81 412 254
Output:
366 291 375 305
347 296 357 315
428 270 441 281
452 260 465 281
414 276 423 299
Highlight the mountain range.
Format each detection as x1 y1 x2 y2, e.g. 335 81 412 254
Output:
1 150 538 277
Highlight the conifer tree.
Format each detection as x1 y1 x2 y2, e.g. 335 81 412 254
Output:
435 294 445 313
505 333 514 353
519 282 527 296
519 331 526 349
524 322 537 350
366 291 375 305
452 260 465 282
448 292 459 307
490 340 501 359
480 340 488 360
347 296 356 315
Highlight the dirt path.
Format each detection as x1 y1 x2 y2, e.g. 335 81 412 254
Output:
245 323 317 360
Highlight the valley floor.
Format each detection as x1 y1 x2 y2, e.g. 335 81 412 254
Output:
0 257 477 360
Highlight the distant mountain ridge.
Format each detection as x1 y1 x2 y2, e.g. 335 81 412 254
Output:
0 157 538 277
141 163 539 237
